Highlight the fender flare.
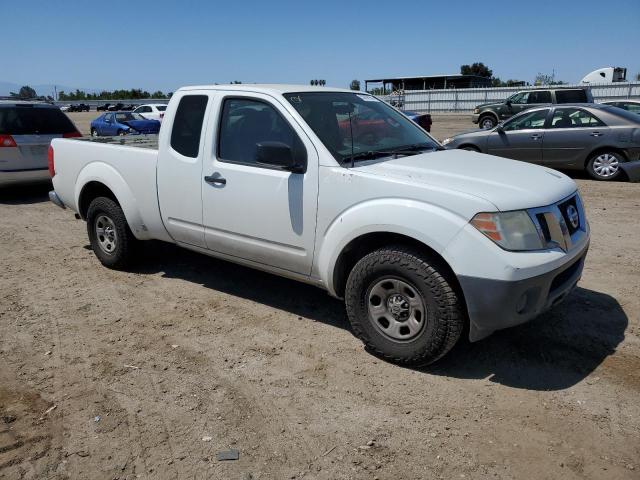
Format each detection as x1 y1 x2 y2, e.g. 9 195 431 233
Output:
478 111 499 125
75 162 152 240
315 198 470 296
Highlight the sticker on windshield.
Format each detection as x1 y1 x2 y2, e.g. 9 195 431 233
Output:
357 94 379 102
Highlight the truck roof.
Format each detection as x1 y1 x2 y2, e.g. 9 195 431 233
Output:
178 84 361 95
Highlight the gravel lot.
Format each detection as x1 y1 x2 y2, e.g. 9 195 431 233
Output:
1 114 639 479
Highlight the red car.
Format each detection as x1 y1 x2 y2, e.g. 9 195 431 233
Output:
338 110 432 146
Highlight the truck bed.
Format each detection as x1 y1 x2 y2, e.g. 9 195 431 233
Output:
75 135 159 150
51 135 170 242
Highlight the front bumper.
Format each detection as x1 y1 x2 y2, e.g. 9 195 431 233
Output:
620 159 640 182
459 241 589 341
471 113 480 124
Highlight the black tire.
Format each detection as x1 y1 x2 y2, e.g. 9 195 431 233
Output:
345 246 464 366
117 129 125 136
586 151 623 181
479 115 496 130
91 128 98 137
86 197 137 269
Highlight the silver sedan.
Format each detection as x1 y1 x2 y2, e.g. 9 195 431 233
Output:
442 104 640 181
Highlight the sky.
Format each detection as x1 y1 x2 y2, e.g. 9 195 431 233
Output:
2 0 639 95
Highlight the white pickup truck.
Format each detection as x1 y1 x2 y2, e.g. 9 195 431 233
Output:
49 85 590 365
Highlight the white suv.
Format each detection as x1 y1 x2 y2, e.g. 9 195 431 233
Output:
132 104 167 122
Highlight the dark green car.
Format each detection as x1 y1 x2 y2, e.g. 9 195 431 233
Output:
472 87 593 129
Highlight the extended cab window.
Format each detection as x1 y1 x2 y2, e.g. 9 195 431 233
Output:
550 108 605 128
170 95 208 158
218 98 302 166
503 109 548 131
555 90 588 103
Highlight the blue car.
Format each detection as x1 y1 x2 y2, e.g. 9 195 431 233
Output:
90 112 160 137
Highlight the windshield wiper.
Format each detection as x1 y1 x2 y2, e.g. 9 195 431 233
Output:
344 143 438 164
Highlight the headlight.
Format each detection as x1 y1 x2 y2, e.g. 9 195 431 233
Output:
442 137 453 145
473 108 480 114
471 211 544 251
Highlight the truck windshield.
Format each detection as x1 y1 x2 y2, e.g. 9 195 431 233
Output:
284 92 439 165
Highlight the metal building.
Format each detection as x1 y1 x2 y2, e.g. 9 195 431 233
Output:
364 74 493 93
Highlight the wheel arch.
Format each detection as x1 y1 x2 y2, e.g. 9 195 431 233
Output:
78 181 120 219
584 146 628 168
458 144 481 152
478 111 499 124
317 199 478 299
331 231 465 304
74 163 151 240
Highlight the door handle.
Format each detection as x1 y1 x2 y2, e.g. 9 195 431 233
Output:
204 175 226 185
530 134 542 140
590 132 603 137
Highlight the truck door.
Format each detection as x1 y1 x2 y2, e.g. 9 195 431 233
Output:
502 91 530 119
200 93 319 276
487 108 549 164
157 93 211 248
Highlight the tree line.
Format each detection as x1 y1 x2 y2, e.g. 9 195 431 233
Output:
57 89 172 101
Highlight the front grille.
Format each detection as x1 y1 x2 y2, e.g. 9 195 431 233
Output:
527 193 586 252
558 196 580 235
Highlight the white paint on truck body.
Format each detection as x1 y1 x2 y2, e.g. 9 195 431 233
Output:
51 84 589 341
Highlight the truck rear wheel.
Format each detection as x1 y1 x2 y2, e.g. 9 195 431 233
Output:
86 197 137 269
345 246 464 366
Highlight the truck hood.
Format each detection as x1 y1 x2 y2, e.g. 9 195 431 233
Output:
475 101 503 109
351 150 577 211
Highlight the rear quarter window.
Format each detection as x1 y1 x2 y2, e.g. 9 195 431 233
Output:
156 106 167 111
602 106 640 123
170 95 208 158
555 90 588 103
0 106 77 135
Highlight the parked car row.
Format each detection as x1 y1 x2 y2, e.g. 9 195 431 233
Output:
60 103 90 112
472 87 593 129
66 102 168 114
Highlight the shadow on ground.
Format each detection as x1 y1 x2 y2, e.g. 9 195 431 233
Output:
0 182 51 204
424 287 628 390
134 241 350 332
130 242 627 391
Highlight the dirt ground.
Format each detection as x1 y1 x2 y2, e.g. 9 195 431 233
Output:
1 115 639 479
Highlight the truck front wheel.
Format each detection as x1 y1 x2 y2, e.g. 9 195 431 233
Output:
479 115 497 129
345 246 464 365
87 197 137 269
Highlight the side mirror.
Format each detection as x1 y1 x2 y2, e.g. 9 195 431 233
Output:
506 100 512 107
256 141 306 173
